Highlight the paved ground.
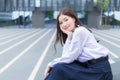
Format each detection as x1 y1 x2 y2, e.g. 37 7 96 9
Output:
0 25 120 80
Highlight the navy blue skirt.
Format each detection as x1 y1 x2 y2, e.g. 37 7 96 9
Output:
44 59 113 80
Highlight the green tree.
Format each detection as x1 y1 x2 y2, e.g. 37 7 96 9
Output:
46 11 53 19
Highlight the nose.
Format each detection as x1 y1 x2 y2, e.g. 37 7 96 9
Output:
62 22 67 28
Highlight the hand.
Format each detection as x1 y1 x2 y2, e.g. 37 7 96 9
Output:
44 65 51 76
60 27 73 40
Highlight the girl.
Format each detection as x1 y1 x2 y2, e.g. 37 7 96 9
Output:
44 7 113 80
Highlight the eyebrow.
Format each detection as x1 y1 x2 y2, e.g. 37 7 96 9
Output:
63 17 67 20
59 16 67 22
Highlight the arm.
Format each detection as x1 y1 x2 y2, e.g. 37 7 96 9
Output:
48 27 90 67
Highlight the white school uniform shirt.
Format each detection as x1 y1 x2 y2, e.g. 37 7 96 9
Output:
48 26 109 67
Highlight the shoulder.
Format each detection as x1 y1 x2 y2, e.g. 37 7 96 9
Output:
74 26 90 35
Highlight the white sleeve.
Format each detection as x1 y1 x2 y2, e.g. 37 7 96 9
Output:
48 27 90 67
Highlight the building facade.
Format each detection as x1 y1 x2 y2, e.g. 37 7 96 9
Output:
0 0 120 28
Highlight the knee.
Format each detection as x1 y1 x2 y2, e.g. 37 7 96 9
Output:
53 63 65 72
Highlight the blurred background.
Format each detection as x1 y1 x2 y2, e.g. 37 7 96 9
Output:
0 0 120 28
0 0 120 80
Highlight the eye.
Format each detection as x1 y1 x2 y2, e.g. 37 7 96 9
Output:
65 18 68 22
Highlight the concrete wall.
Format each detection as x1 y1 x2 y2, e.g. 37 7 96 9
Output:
32 7 45 28
87 11 101 28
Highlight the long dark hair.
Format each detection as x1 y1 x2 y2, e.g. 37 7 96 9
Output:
54 7 83 50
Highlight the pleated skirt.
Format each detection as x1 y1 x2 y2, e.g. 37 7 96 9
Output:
44 60 113 80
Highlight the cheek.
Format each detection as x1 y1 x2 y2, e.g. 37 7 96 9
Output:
60 26 64 31
70 19 75 26
60 25 67 30
59 26 62 30
70 23 75 28
68 24 75 31
60 25 63 29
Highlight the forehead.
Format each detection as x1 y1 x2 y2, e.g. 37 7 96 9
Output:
59 14 70 21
